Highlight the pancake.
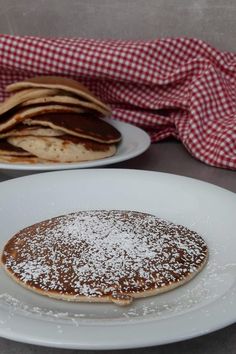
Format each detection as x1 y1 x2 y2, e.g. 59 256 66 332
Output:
8 135 117 162
0 105 84 133
0 88 59 116
6 76 111 115
24 112 122 143
0 155 50 164
0 124 64 139
0 139 31 156
0 210 208 305
21 95 110 116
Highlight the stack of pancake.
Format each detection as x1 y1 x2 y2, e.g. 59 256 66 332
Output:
0 76 121 164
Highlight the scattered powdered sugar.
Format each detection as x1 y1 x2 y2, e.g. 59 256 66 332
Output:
2 210 208 299
0 254 235 325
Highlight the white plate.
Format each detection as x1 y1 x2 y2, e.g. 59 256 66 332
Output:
0 119 150 171
0 169 235 350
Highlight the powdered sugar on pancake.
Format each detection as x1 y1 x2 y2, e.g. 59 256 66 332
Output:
1 210 208 302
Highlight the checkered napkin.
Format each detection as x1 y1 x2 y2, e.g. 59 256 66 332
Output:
0 34 235 169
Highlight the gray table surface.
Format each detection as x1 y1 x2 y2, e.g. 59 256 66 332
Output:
0 140 235 354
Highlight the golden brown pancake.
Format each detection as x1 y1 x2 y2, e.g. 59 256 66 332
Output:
0 138 51 163
0 88 59 116
21 95 110 116
6 76 111 115
0 124 64 139
8 135 117 163
24 112 121 143
0 105 84 133
0 155 51 164
1 210 208 305
0 139 31 156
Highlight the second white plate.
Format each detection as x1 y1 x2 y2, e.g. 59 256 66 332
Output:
0 169 235 349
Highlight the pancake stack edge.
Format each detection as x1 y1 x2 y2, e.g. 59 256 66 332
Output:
0 76 121 164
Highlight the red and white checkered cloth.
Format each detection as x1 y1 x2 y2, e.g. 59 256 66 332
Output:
0 34 235 169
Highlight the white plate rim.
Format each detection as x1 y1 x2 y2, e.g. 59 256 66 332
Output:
0 169 235 350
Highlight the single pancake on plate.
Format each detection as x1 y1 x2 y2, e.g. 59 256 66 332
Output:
0 210 208 306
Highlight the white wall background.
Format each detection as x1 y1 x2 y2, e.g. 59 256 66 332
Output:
0 0 235 51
